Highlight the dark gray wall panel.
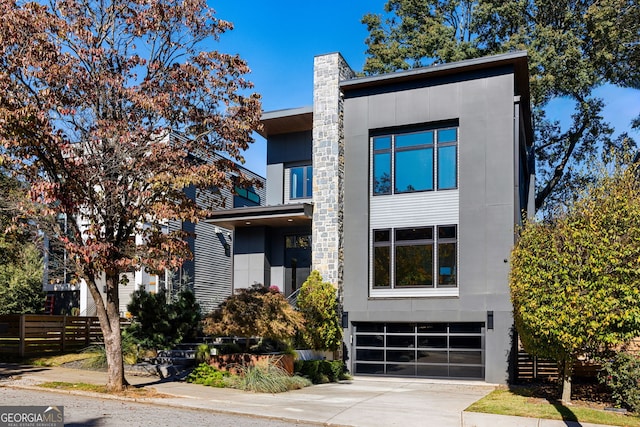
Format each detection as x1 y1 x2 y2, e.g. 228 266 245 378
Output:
266 131 313 165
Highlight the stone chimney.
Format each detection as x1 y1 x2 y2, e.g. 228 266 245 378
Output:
311 53 355 288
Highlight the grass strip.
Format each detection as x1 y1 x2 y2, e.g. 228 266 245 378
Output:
38 381 169 398
466 388 640 427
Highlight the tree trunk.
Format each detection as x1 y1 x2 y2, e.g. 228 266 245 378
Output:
86 272 128 392
559 359 573 404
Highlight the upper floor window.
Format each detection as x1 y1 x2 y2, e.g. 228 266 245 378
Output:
373 126 458 195
290 165 313 199
234 185 260 206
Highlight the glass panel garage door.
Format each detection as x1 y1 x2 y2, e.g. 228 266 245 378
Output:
353 322 484 379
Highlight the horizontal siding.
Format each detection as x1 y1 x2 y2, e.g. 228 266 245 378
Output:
193 221 232 314
118 273 136 315
240 166 267 203
284 170 291 203
370 190 459 228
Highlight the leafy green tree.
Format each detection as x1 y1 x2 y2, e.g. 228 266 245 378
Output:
203 284 304 351
362 0 639 212
126 288 201 350
297 271 342 351
510 159 640 403
0 240 45 315
0 168 45 314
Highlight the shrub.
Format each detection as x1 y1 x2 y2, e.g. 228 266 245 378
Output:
202 284 304 351
186 363 230 388
227 358 311 393
126 288 201 350
294 360 349 384
297 271 342 351
599 352 640 412
196 344 211 364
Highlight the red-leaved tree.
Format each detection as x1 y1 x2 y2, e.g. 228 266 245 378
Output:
0 0 261 391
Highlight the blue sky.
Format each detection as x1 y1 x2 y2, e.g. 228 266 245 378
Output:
211 1 640 177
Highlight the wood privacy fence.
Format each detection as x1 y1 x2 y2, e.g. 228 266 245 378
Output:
516 351 559 380
0 315 129 357
516 351 605 381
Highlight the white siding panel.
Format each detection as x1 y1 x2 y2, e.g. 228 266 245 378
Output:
370 190 459 229
284 169 291 204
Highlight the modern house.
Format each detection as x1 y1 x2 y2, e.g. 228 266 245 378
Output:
208 51 535 384
44 133 266 317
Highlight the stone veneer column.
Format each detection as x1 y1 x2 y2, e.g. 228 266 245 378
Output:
312 53 355 288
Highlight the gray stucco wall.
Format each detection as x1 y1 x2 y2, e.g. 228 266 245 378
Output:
342 69 520 384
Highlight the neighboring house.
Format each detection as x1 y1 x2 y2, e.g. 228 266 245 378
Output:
43 133 266 316
209 51 536 384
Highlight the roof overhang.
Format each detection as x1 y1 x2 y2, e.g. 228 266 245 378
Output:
258 106 313 138
206 203 313 229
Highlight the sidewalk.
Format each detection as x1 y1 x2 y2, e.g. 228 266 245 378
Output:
0 364 612 427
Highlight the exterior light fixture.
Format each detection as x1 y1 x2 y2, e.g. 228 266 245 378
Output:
487 311 494 330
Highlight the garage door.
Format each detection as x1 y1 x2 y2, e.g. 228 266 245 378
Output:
353 322 485 379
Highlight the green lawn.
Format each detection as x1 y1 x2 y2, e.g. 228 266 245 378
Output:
467 388 640 427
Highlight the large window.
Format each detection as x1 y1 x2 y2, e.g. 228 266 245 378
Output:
373 225 457 289
290 166 313 199
373 126 458 195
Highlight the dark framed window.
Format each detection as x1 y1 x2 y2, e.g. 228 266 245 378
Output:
285 234 311 249
395 227 433 287
437 128 458 189
437 225 457 287
290 166 313 199
373 230 391 288
234 185 260 205
373 225 457 289
372 126 458 196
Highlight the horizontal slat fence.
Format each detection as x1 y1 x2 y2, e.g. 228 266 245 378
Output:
516 351 603 381
0 315 129 357
516 351 558 380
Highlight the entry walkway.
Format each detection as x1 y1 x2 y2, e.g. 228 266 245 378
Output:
0 364 611 427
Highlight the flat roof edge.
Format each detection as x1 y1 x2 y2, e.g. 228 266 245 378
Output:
341 51 529 89
261 106 313 121
206 203 312 220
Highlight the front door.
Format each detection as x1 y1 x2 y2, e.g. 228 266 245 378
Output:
284 234 311 296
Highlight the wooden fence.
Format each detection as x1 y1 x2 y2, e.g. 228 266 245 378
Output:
0 314 128 357
516 351 605 381
516 351 559 380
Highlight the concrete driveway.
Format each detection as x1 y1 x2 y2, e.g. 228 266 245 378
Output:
1 364 495 426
